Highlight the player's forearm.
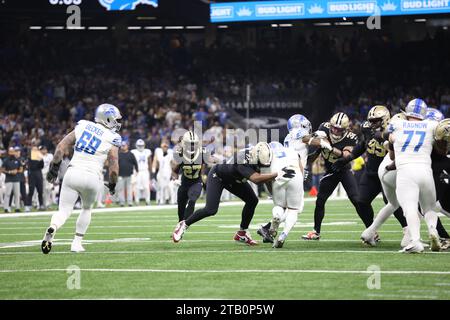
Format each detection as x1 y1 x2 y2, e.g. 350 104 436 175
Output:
53 131 76 163
349 141 366 160
249 172 277 184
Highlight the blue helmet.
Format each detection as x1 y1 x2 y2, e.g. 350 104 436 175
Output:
287 114 312 134
426 108 444 122
405 99 427 120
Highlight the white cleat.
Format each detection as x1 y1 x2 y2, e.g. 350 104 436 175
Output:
361 228 377 246
71 241 85 253
399 241 424 253
172 220 187 243
401 227 411 248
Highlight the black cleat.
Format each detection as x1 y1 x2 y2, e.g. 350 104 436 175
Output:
273 238 284 248
41 227 55 254
257 226 274 243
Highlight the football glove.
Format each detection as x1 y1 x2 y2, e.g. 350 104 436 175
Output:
319 139 333 151
313 130 327 139
440 170 449 185
331 155 353 172
303 168 309 181
104 182 116 195
46 161 61 183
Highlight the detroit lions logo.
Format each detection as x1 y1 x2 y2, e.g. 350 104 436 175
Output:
98 0 158 11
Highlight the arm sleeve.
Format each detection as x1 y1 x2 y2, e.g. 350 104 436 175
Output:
350 140 367 159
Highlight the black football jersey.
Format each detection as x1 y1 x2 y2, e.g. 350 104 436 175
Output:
176 149 205 185
215 163 259 184
318 122 358 171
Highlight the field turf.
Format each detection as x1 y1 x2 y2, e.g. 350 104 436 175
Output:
0 198 449 300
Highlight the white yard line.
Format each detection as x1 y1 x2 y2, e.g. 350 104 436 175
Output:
0 268 449 275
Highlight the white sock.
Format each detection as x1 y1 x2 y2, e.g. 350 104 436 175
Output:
282 208 298 237
372 203 397 231
404 211 421 243
76 208 92 235
424 210 439 238
73 235 83 242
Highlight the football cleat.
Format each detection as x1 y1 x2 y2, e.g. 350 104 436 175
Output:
41 227 55 254
71 241 85 253
430 234 441 252
440 239 450 250
234 230 258 246
272 238 284 249
172 220 188 243
361 228 377 246
302 231 320 240
399 241 424 254
257 225 274 243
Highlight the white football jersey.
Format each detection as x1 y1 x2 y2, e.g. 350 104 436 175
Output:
131 148 152 171
154 148 174 175
284 129 308 169
70 120 121 175
262 145 301 174
390 119 438 168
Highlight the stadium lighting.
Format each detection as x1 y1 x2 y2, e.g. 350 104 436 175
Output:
45 26 64 30
414 19 427 22
217 25 228 29
128 26 142 30
137 17 156 20
88 26 108 30
279 24 292 27
29 26 42 30
165 26 184 29
271 24 278 27
186 26 205 29
314 22 331 26
66 26 85 30
335 22 354 26
356 21 365 25
144 26 163 29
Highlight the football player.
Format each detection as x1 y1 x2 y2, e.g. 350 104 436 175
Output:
131 139 152 205
389 99 440 253
172 131 205 222
172 142 296 245
257 141 304 248
42 104 121 253
331 106 408 240
152 140 174 205
302 112 363 240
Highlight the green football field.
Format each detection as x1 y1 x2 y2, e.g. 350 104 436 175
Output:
0 198 449 300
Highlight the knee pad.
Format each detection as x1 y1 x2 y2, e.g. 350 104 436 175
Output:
272 206 285 220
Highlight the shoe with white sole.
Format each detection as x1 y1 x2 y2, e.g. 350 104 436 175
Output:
361 228 377 246
172 220 188 243
399 241 424 253
71 241 85 253
41 227 55 254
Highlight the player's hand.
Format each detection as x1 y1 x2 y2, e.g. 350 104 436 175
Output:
331 156 352 172
385 162 396 171
440 170 449 185
46 161 61 183
313 130 327 139
105 182 116 195
319 139 333 151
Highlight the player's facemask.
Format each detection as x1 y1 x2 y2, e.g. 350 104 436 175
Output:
369 118 383 131
330 125 345 142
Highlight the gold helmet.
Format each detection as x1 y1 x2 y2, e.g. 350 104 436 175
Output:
329 112 350 143
181 131 201 163
390 112 407 122
367 105 390 130
435 118 450 143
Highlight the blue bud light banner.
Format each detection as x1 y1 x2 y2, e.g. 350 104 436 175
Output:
210 0 450 22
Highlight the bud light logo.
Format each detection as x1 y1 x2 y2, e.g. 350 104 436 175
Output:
98 0 158 11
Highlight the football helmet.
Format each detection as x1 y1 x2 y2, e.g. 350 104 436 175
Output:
287 114 312 135
249 142 273 167
367 105 390 130
405 98 427 120
136 139 145 151
181 131 201 163
95 104 122 132
426 108 445 122
435 118 450 143
329 112 349 143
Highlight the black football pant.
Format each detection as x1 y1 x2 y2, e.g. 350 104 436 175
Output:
357 171 407 229
186 166 258 230
26 171 44 207
314 169 363 233
177 181 202 222
433 170 450 239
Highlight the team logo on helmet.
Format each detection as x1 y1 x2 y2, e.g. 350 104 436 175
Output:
329 112 349 143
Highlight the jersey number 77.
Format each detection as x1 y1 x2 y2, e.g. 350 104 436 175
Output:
401 130 425 152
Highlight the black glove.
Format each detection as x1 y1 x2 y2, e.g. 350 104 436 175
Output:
361 121 374 141
281 167 296 179
440 170 449 185
46 161 61 183
331 155 352 173
105 182 116 195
